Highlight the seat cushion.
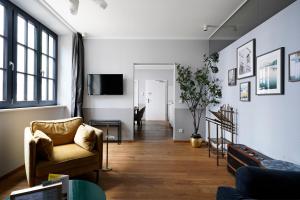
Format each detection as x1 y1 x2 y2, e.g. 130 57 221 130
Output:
36 143 99 177
34 130 53 160
216 187 245 200
31 117 83 146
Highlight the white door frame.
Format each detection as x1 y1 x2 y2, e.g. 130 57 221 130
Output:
133 63 176 140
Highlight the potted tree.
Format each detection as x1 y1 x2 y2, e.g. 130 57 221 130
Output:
176 53 222 148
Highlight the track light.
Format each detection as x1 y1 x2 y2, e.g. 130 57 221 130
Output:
69 0 79 15
69 0 108 15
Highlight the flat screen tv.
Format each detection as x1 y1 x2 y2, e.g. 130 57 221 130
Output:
88 74 123 95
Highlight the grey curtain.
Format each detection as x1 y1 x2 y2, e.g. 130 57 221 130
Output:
71 32 84 117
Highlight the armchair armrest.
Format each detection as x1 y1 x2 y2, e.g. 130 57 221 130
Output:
83 124 103 169
24 127 36 186
236 166 300 199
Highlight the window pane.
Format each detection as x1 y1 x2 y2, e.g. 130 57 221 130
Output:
17 45 25 72
42 31 48 54
42 55 47 77
0 69 3 101
27 49 35 74
0 5 4 36
49 36 54 57
42 78 47 100
27 75 35 101
48 80 54 101
0 37 3 69
28 22 35 49
17 73 25 101
17 16 26 45
48 58 54 78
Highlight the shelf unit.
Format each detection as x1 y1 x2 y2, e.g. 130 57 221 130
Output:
206 105 237 166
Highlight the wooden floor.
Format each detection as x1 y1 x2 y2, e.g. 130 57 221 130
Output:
0 121 234 200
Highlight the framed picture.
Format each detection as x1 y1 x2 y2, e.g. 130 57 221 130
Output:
289 51 300 82
237 39 256 79
240 82 250 101
228 68 237 86
256 47 284 95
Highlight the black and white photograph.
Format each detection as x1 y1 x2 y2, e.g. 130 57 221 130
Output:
228 68 237 86
237 39 256 79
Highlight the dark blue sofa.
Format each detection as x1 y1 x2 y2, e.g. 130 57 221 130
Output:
216 166 300 200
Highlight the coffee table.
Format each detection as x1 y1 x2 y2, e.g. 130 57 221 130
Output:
6 180 106 200
69 180 106 200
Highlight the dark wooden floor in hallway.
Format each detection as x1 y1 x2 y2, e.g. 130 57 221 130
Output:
134 120 173 141
0 121 234 200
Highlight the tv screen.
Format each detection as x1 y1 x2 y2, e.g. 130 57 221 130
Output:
88 74 123 95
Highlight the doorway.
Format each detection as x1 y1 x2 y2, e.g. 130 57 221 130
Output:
133 64 175 141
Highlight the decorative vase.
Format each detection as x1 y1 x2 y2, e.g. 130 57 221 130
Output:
190 137 203 148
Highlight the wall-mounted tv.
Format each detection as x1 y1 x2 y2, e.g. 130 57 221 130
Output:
88 74 123 95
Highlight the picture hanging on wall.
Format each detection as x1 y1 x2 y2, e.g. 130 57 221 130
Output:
240 82 250 101
237 39 256 79
289 51 300 82
256 47 284 95
228 68 237 86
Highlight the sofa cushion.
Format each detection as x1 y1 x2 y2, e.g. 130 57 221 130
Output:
34 130 53 160
31 117 83 146
36 143 99 177
74 125 96 151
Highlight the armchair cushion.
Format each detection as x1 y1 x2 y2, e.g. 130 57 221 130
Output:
36 143 99 177
34 130 53 160
31 117 82 146
74 125 96 151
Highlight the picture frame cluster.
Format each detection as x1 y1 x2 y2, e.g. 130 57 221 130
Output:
228 38 299 102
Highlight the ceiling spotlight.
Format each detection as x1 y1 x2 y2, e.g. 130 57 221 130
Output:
82 32 87 37
69 0 107 15
69 0 79 15
203 24 208 31
93 0 108 9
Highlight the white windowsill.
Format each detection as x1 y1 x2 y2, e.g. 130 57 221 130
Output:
0 105 66 113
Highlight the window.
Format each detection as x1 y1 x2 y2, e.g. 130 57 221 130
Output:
0 4 7 102
0 0 57 108
41 31 56 101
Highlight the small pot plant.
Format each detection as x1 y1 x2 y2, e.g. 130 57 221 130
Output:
176 53 222 147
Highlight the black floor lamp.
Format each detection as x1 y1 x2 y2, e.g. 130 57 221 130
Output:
102 125 112 171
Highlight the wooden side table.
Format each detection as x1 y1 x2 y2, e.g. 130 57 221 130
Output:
89 120 122 144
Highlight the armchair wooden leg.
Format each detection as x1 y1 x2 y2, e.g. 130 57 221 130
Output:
95 170 99 183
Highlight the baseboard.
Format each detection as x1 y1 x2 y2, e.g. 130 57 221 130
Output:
0 165 25 181
173 140 189 143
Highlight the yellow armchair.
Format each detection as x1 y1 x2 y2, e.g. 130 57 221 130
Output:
24 117 103 186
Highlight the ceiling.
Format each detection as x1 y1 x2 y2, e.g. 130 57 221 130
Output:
11 0 245 39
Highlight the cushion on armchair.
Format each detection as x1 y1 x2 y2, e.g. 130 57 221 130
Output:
34 130 53 160
74 125 96 151
31 117 82 146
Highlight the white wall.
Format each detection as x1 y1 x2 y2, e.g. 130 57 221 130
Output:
135 68 174 107
214 1 300 164
57 34 73 117
83 39 209 140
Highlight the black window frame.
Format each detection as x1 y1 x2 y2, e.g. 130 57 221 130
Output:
0 0 57 109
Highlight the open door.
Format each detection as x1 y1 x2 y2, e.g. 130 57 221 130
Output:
145 80 167 121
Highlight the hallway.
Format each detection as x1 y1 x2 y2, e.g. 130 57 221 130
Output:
134 120 173 141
